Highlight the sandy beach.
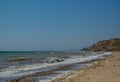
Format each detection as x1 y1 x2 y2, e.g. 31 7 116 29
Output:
52 52 120 82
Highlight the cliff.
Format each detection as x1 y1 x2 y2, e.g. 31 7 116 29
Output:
83 38 120 51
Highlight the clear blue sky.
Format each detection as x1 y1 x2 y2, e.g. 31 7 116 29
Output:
0 0 120 51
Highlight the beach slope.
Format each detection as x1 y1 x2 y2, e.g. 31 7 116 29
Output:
53 52 120 82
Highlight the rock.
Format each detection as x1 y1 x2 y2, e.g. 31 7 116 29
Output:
44 58 64 63
7 77 38 82
50 59 64 63
8 57 31 62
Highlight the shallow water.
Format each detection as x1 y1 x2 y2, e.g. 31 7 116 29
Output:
0 51 112 82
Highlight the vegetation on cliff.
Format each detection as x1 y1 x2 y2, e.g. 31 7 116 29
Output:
83 38 120 51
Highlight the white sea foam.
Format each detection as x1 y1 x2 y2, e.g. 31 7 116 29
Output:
0 52 112 82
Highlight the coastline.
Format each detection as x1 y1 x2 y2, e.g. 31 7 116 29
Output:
52 52 120 82
1 52 114 82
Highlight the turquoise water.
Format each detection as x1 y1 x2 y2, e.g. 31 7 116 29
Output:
0 51 82 61
0 51 84 68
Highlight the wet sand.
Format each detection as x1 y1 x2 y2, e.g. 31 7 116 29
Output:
52 52 120 82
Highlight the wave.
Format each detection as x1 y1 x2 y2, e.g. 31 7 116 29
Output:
0 52 112 82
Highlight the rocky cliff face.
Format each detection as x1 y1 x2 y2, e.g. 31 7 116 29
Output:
83 38 120 51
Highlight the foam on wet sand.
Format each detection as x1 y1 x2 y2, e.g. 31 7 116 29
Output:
53 52 120 82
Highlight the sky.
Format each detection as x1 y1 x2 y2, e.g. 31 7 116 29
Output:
0 0 120 51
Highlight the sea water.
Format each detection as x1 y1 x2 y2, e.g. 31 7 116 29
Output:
0 51 112 82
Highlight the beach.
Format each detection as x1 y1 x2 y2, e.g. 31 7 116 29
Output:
0 51 112 82
53 52 120 82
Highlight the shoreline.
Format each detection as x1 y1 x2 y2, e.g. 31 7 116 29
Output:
52 52 120 82
2 52 113 82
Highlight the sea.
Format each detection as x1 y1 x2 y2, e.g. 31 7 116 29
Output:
0 51 112 82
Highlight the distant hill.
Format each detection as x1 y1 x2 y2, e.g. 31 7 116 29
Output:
82 38 120 51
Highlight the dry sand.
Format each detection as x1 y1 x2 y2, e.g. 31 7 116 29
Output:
52 52 120 82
